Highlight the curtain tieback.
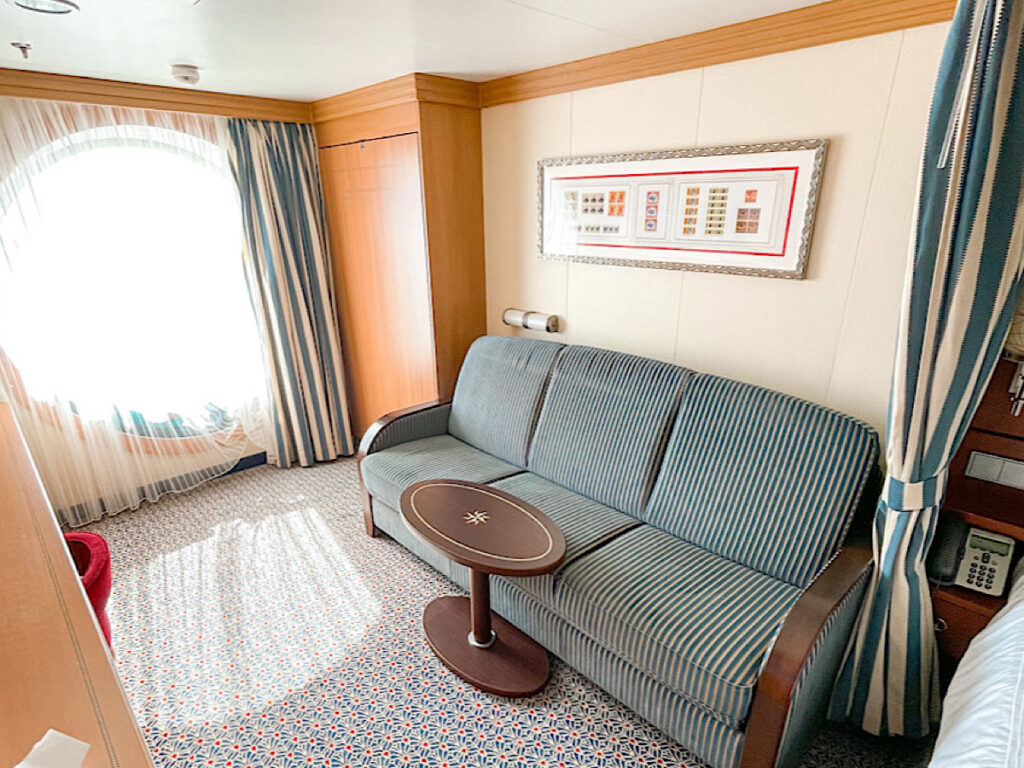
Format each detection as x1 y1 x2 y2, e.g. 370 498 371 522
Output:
883 471 948 511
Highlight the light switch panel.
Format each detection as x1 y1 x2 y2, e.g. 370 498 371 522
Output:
965 450 1024 490
966 451 1003 482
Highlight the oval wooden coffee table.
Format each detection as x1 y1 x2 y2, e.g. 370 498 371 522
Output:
399 479 566 697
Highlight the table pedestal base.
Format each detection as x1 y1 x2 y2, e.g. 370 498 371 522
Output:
423 596 550 697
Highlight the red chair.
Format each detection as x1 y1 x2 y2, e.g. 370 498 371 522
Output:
63 531 112 648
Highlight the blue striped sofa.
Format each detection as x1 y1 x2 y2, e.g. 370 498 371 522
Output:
358 336 880 768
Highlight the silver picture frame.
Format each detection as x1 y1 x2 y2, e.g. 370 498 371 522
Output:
537 137 828 280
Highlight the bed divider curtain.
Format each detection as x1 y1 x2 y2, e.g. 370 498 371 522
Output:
224 119 353 467
829 0 1024 736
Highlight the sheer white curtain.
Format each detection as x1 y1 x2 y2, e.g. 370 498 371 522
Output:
0 97 274 526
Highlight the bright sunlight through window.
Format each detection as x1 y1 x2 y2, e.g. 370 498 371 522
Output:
0 126 266 424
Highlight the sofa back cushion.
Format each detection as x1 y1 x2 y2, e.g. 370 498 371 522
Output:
528 345 691 517
643 374 879 587
448 335 563 466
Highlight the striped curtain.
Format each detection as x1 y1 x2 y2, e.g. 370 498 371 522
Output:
830 0 1024 737
224 119 353 467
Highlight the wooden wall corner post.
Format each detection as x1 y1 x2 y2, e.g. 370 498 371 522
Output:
313 73 485 436
416 94 486 400
737 540 873 768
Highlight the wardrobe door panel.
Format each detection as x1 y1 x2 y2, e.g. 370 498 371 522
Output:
320 133 437 437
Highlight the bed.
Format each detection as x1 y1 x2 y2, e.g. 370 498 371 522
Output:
929 560 1024 767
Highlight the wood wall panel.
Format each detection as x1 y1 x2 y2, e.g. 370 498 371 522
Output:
314 103 420 148
0 404 154 768
412 73 481 109
311 74 480 124
0 68 311 122
319 134 438 435
479 0 956 106
417 102 487 398
312 75 420 123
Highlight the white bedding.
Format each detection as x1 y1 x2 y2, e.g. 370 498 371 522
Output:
929 560 1024 768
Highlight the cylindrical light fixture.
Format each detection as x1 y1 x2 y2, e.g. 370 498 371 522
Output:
502 308 559 334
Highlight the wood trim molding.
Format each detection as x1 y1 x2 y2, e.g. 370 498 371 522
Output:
479 0 956 107
413 73 480 110
312 73 479 123
0 68 313 123
0 0 954 123
312 75 419 123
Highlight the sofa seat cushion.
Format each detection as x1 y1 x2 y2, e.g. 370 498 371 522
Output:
489 472 641 601
360 435 518 511
554 525 801 727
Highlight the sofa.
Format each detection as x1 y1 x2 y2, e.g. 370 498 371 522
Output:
358 336 880 768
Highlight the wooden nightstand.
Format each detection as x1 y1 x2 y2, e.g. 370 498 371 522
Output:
932 582 1005 661
930 359 1024 680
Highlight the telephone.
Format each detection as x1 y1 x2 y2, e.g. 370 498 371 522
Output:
927 515 1016 596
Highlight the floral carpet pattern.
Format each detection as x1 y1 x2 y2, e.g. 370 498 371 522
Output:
86 460 933 768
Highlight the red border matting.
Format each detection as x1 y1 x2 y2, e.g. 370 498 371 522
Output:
551 166 800 258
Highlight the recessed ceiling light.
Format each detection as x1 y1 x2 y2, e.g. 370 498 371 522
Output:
5 0 79 13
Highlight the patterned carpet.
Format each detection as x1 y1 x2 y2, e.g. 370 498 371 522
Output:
85 460 934 768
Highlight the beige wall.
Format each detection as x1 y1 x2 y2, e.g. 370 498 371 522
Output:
481 23 949 433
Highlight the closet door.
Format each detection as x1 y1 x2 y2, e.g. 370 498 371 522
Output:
319 133 437 437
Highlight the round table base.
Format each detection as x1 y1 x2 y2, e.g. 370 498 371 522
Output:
423 596 550 698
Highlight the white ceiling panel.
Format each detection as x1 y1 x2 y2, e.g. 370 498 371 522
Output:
507 0 823 45
0 0 825 101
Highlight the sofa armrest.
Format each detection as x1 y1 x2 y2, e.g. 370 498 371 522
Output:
356 400 451 536
358 400 452 458
739 540 873 768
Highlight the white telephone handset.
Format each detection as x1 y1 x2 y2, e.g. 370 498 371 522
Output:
954 527 1016 596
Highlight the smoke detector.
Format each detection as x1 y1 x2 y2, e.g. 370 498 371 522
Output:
171 64 200 86
5 0 79 13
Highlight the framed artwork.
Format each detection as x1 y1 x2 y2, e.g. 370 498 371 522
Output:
537 138 827 279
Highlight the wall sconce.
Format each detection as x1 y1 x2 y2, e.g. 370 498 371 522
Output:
502 308 559 334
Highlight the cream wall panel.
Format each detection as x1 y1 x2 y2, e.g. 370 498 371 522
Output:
674 33 901 407
564 262 684 361
569 70 704 155
825 23 949 429
562 70 703 360
480 24 949 434
482 94 572 341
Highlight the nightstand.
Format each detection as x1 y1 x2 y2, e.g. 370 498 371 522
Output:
930 359 1024 680
932 582 1005 661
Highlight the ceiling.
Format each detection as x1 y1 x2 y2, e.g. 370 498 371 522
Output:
0 0 823 102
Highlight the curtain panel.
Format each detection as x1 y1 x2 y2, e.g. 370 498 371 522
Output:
224 119 353 467
0 97 273 526
830 0 1024 736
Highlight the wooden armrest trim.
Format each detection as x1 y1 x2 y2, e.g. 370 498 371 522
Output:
738 540 873 768
356 399 449 536
356 399 447 459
